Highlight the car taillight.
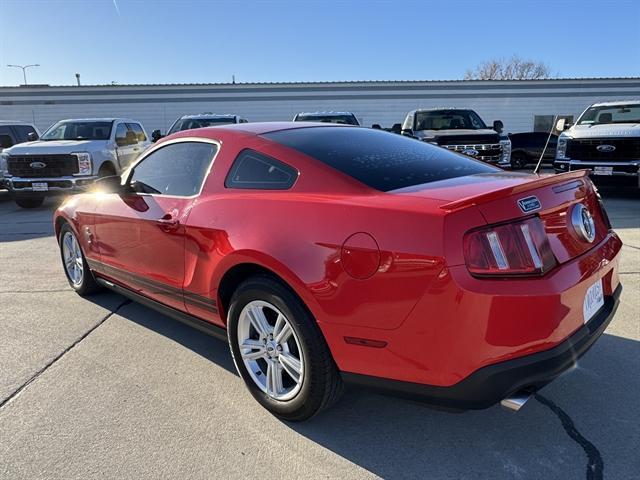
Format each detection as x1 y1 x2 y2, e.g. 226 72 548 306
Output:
463 217 557 277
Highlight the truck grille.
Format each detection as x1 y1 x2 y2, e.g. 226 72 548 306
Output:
6 154 79 178
443 144 502 163
566 138 640 161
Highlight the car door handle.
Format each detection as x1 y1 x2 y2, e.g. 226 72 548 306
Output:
133 147 140 152
156 213 180 231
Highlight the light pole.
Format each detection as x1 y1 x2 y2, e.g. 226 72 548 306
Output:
6 64 40 85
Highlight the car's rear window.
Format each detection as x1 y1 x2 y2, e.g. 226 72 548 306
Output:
263 127 498 191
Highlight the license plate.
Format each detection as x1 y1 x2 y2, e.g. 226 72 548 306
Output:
583 279 604 324
32 182 48 191
593 166 613 176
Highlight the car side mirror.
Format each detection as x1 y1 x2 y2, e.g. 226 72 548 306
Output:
151 129 164 142
493 120 504 133
401 128 414 137
27 131 39 141
92 175 124 193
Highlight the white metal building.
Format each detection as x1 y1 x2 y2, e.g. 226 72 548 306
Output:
1 78 638 135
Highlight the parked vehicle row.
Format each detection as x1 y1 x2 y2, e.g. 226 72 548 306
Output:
3 100 638 208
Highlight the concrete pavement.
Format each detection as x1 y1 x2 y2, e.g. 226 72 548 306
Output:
0 186 638 479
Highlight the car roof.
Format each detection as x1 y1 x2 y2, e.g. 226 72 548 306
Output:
296 111 355 116
588 100 640 107
0 120 36 126
56 118 139 123
412 107 475 113
166 121 353 138
178 113 238 119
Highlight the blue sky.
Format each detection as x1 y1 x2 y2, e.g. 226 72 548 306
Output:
1 0 638 86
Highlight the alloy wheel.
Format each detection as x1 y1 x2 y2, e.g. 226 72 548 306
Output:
62 231 84 286
237 300 304 401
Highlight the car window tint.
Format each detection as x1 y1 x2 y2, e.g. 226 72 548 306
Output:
14 125 37 142
128 123 147 142
129 142 217 196
263 127 497 192
225 149 298 190
115 124 132 145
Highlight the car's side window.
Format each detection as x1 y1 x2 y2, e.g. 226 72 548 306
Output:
128 123 147 142
0 126 14 149
225 149 298 190
128 141 218 197
115 123 134 146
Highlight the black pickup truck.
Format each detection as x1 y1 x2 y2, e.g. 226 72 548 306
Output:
509 131 558 169
401 108 511 167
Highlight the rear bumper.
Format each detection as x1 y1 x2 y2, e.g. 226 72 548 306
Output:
342 284 621 410
6 176 97 195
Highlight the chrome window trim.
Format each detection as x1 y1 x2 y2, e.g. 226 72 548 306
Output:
124 136 221 199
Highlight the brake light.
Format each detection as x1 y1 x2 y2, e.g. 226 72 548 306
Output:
464 217 557 276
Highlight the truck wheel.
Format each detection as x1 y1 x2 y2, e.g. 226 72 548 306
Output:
14 196 45 209
511 152 529 169
227 275 343 421
98 163 116 177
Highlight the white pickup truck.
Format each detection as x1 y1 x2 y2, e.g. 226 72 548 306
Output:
2 118 150 208
554 101 640 188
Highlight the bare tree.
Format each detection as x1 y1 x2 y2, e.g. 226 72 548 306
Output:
464 56 552 80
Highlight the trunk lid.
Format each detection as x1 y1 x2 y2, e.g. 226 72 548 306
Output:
393 170 610 264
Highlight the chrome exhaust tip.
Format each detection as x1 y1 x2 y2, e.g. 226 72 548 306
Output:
500 391 533 412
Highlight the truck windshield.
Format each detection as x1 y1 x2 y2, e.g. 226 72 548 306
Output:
414 110 487 131
577 104 640 125
41 121 113 141
168 118 236 134
295 115 359 126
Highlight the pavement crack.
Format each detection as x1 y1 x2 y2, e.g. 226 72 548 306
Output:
535 393 603 480
0 299 130 410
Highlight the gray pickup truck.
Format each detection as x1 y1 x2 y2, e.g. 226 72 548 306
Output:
2 118 149 208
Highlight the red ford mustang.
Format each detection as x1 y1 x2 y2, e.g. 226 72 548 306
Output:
54 123 622 421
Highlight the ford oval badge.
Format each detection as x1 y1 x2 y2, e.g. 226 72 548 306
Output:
596 144 616 153
29 161 46 169
461 148 479 157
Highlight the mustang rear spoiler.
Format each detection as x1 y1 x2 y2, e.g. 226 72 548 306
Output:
439 170 590 212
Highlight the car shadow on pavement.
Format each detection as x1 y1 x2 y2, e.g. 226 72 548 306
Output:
286 333 640 479
86 289 639 478
87 292 237 375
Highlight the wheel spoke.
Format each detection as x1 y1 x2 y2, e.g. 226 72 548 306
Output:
274 322 292 344
248 305 272 338
278 352 302 383
273 314 286 338
240 339 266 360
266 360 283 397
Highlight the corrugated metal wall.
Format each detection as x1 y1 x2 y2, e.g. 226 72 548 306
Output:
1 79 639 135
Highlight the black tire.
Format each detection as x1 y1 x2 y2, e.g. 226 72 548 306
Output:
58 223 103 296
511 152 529 170
14 196 44 209
227 275 343 421
98 162 116 178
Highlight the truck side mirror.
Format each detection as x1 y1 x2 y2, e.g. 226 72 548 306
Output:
27 132 39 141
401 128 414 137
493 120 504 133
151 129 164 142
555 118 570 131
